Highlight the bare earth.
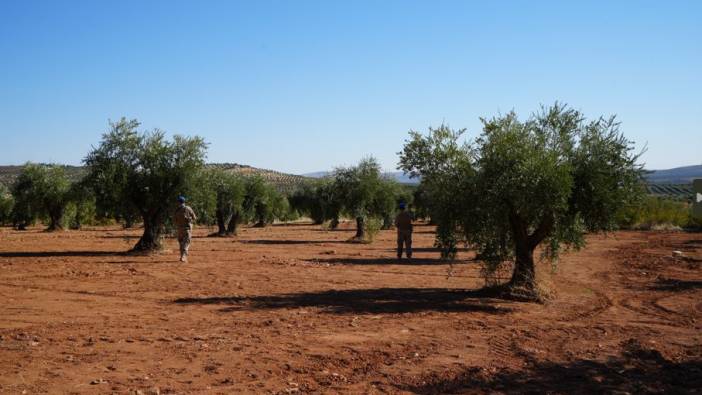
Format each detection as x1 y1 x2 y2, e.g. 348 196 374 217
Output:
0 223 700 394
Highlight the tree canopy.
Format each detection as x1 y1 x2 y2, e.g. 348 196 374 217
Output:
84 118 207 251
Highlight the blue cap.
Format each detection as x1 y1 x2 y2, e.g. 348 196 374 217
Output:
399 202 406 209
177 195 186 203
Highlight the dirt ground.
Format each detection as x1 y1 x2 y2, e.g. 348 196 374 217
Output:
0 222 700 394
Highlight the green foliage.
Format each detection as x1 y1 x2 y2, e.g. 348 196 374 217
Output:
398 125 474 258
189 168 247 234
363 216 383 242
0 184 14 225
84 118 207 251
83 119 141 227
289 179 338 224
242 176 290 227
399 104 643 297
333 157 399 239
10 163 72 230
617 196 693 229
372 178 403 230
66 181 97 230
411 183 430 220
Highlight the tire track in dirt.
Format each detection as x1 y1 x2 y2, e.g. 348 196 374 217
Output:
556 278 614 323
487 330 524 369
618 294 695 328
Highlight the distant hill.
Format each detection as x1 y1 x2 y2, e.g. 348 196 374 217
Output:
208 163 309 192
0 165 86 189
0 163 309 193
3 163 699 195
644 165 702 184
303 170 420 185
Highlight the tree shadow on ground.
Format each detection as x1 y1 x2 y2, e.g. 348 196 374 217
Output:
402 340 701 394
650 277 702 291
0 251 125 258
174 287 510 315
239 239 348 245
304 257 472 266
270 222 317 227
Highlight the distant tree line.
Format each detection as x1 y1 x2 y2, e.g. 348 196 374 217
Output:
289 157 414 242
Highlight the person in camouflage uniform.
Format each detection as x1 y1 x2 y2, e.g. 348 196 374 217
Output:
394 202 413 261
174 195 197 262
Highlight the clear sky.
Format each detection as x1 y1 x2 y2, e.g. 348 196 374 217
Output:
1 1 700 174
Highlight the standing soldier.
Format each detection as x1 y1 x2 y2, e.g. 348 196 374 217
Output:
395 202 413 261
174 195 197 262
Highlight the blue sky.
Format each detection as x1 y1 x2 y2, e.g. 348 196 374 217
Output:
1 1 700 174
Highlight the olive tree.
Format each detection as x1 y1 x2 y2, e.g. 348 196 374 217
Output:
67 180 97 230
10 163 72 231
84 119 141 228
84 118 207 252
333 157 387 240
400 104 642 299
399 125 474 258
193 168 246 236
372 179 405 230
289 179 342 226
239 176 283 227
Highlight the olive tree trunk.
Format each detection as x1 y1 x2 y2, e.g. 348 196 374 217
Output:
46 208 64 231
354 216 365 239
132 212 163 252
507 211 553 298
509 239 536 291
215 209 228 236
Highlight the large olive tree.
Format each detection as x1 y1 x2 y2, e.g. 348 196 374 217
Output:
399 104 642 299
84 118 207 252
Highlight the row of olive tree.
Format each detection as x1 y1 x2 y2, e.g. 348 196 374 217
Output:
3 119 295 250
189 169 293 236
5 164 96 231
290 157 411 241
399 103 643 299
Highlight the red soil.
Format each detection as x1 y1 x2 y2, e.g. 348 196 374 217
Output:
0 223 700 394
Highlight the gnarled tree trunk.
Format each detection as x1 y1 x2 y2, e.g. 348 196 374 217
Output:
509 239 536 291
354 216 365 239
507 210 553 299
132 212 163 252
215 209 228 236
46 208 64 231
